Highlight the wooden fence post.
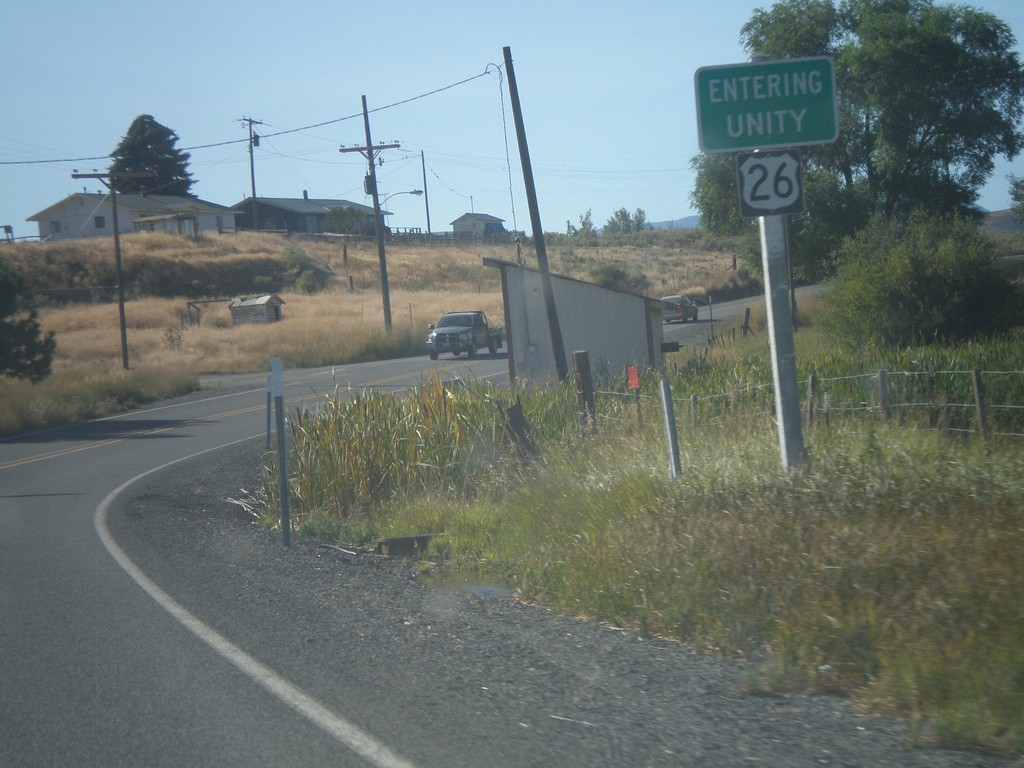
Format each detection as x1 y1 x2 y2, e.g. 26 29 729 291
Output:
926 357 938 429
878 369 889 421
573 350 596 435
690 394 699 428
741 307 752 338
971 368 988 442
807 371 817 429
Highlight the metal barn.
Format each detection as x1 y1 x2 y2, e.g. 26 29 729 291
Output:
483 258 665 384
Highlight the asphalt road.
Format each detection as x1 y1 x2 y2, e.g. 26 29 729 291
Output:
1 325 1012 767
0 356 505 767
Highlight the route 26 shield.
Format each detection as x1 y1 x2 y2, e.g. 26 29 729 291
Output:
736 150 803 217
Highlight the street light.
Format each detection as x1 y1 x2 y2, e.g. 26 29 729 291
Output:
381 189 423 213
381 190 424 236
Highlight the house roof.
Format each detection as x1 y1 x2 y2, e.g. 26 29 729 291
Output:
232 197 379 216
28 193 232 221
227 294 285 308
450 212 505 225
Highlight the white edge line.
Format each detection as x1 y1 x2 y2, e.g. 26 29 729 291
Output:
93 434 418 768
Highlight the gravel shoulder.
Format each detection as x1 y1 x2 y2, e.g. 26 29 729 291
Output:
107 440 1015 768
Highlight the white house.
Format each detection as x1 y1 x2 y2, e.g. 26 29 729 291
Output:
27 193 235 241
450 213 507 240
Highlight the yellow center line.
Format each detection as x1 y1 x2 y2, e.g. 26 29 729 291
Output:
0 422 184 471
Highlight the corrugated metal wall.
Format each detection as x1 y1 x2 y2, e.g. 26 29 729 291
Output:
492 260 662 384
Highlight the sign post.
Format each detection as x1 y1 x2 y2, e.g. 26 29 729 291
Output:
271 357 291 546
694 56 837 471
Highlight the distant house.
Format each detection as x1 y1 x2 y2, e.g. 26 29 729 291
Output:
27 193 234 241
451 213 507 241
232 193 380 234
227 294 285 326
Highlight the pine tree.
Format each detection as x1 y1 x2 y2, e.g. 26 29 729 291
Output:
109 114 194 196
0 263 56 383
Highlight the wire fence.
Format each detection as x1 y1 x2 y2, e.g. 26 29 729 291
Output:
590 368 1024 441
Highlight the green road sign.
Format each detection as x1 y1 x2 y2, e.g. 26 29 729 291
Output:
695 57 837 152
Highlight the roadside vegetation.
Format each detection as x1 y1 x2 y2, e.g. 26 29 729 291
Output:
250 213 1023 756
259 316 1024 757
0 228 742 434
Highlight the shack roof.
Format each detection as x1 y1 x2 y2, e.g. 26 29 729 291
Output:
227 294 285 308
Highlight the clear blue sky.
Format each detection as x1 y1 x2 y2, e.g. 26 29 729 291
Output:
2 0 1022 240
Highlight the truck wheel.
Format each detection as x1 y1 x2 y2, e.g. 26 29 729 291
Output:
488 338 497 355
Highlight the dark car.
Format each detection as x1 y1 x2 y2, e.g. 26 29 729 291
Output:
660 295 699 323
426 311 503 360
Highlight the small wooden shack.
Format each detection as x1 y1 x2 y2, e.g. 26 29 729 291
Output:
227 294 284 326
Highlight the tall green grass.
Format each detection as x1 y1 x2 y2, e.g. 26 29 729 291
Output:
270 332 1024 756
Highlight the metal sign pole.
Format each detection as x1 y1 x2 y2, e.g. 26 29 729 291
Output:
271 357 291 546
760 215 805 470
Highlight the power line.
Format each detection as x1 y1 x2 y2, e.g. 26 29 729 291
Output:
0 67 497 167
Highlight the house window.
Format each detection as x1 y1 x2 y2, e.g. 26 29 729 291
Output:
50 221 62 234
94 216 106 230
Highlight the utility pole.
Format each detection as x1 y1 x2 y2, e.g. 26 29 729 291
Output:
503 45 568 381
420 150 432 236
241 117 263 230
72 169 154 370
339 98 400 331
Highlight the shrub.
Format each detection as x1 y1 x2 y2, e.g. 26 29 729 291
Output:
587 262 649 294
293 269 327 294
821 211 1024 347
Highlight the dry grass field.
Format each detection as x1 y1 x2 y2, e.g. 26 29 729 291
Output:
1 230 741 433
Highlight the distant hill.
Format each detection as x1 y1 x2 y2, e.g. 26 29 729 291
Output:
983 208 1024 233
650 215 700 230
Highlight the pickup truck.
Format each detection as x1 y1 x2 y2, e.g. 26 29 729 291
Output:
426 311 503 360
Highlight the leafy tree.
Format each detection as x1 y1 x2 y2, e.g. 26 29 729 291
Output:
110 115 194 196
786 165 874 281
1011 174 1024 224
603 208 632 235
742 0 1024 218
689 153 751 235
324 206 373 236
573 209 599 245
0 263 56 383
603 207 650 235
820 210 1023 346
692 0 1024 275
